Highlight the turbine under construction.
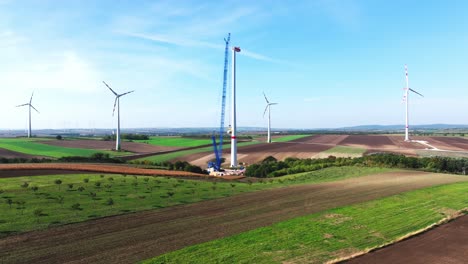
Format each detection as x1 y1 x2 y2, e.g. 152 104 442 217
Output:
230 46 241 167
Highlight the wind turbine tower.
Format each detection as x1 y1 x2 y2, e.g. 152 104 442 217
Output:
230 46 241 167
263 92 278 143
103 81 134 151
402 65 424 141
16 92 39 138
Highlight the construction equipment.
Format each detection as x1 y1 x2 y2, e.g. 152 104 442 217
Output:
208 33 230 171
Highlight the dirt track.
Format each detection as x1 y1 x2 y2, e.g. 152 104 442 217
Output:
0 163 204 178
346 214 468 264
1 171 466 264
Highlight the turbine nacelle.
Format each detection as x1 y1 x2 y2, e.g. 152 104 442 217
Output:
103 81 134 116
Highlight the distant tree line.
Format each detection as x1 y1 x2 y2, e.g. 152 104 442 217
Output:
245 153 468 178
0 153 123 164
102 134 149 141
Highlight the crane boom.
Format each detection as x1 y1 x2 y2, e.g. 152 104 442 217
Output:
208 33 230 172
218 33 230 165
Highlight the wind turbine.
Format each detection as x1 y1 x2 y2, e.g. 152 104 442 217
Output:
103 81 134 151
402 64 424 142
16 92 39 138
263 92 278 143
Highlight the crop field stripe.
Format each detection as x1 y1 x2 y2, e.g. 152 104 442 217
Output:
322 146 366 154
272 134 311 142
135 137 215 147
145 181 468 264
0 139 120 158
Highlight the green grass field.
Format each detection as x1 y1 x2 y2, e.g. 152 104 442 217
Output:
145 181 468 264
272 134 311 142
136 141 260 163
0 138 120 158
0 167 392 236
135 137 214 148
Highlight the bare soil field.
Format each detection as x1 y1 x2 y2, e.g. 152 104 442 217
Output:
40 139 180 153
146 135 468 167
0 163 204 178
0 171 466 264
179 140 334 166
0 148 42 159
346 214 468 264
414 136 468 151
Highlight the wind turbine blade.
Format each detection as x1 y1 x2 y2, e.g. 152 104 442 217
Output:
30 104 40 113
269 103 278 105
30 92 34 104
119 90 134 97
409 88 424 97
103 81 118 96
263 92 269 104
16 103 29 107
112 97 118 116
263 105 269 117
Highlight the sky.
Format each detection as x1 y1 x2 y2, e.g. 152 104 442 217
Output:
1 0 468 130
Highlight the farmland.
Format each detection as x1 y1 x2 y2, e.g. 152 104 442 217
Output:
0 138 123 158
147 181 468 264
135 136 214 147
1 168 466 263
173 134 468 166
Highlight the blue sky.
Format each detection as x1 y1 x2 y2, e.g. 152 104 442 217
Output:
1 0 467 130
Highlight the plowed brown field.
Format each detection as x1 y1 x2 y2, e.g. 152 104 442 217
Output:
0 163 204 178
346 214 468 264
1 171 466 264
0 148 42 159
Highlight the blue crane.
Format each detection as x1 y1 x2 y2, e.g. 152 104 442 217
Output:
208 33 230 171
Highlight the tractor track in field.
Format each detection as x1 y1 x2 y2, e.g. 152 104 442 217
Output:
1 171 467 264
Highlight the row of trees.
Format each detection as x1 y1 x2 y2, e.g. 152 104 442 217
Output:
130 160 206 174
246 154 468 178
102 134 149 141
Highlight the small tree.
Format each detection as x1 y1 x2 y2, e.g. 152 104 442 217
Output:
16 200 26 215
6 198 13 209
95 182 101 188
57 195 65 207
67 183 74 191
33 209 43 223
167 191 175 202
230 183 236 193
21 182 29 188
71 203 82 211
54 179 63 191
106 198 114 207
78 186 85 192
144 178 149 184
83 178 89 186
30 186 39 193
104 184 112 194
56 135 63 140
